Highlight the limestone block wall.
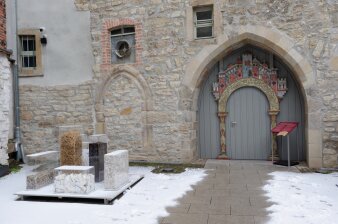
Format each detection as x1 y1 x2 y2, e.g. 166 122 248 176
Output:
103 75 144 160
19 83 94 155
17 0 338 167
0 54 10 165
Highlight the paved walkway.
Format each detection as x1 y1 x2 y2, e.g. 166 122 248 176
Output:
158 160 298 224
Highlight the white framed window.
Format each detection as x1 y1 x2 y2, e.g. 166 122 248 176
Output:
18 29 43 77
19 35 37 68
194 6 213 39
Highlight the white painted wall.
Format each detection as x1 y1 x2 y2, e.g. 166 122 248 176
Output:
9 0 94 86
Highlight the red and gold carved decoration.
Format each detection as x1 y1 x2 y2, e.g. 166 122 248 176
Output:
212 54 288 101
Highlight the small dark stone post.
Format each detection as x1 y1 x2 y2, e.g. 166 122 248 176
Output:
89 143 107 182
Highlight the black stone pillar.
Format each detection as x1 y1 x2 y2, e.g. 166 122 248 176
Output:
89 143 107 182
0 165 9 178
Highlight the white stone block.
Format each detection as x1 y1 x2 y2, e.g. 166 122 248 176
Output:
104 150 129 190
82 148 89 166
89 134 109 143
54 166 95 194
26 151 59 165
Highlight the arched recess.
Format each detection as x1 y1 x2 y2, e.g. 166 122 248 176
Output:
218 78 279 159
182 25 321 168
95 65 153 155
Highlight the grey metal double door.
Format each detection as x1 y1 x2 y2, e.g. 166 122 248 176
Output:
226 87 271 160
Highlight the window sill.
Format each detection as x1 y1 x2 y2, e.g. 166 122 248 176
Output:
19 73 44 77
194 36 215 40
191 37 217 44
19 68 43 77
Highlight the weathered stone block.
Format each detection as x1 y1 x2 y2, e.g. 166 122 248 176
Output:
26 170 55 190
60 131 82 165
26 151 59 166
54 166 95 194
89 142 107 182
104 150 129 190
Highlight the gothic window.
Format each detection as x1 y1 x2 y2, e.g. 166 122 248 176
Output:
111 26 136 64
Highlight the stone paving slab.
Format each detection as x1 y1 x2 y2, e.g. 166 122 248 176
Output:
162 213 208 224
208 214 255 224
160 160 298 224
188 203 230 215
165 203 190 213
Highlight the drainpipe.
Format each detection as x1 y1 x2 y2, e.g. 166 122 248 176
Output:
13 0 23 162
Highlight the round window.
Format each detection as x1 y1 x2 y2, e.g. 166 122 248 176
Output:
115 40 131 58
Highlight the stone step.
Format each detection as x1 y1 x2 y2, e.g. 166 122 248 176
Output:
26 151 59 166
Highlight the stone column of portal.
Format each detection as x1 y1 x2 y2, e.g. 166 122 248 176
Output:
217 112 228 159
269 111 280 160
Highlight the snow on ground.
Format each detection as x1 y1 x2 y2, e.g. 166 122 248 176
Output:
264 171 338 224
0 165 206 224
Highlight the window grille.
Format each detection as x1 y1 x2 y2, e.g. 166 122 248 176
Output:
19 35 37 68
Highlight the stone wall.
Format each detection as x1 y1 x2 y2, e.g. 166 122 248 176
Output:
0 0 9 165
17 0 338 167
0 54 10 165
19 83 94 155
103 75 144 159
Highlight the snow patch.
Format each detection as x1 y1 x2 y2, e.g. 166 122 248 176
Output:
0 165 206 224
264 171 338 224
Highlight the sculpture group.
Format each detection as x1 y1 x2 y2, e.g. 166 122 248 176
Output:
25 126 129 195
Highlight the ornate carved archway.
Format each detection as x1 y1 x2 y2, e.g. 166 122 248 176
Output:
217 78 280 159
212 54 286 159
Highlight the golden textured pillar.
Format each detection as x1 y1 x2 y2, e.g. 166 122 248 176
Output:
217 112 228 159
269 110 280 161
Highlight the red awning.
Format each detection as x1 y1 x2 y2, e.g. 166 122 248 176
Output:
272 122 298 134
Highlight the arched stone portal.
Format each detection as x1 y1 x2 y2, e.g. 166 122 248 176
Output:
218 78 279 159
181 25 321 167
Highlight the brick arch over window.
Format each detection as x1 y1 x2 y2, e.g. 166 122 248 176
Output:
180 25 321 168
100 18 143 68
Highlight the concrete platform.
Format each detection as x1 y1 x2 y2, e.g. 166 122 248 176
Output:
16 174 143 204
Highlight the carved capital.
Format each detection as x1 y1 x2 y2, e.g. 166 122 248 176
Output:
218 112 228 123
268 110 279 116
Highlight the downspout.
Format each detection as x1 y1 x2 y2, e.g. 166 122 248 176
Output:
13 0 23 162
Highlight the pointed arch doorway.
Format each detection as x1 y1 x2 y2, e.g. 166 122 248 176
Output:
197 45 305 161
